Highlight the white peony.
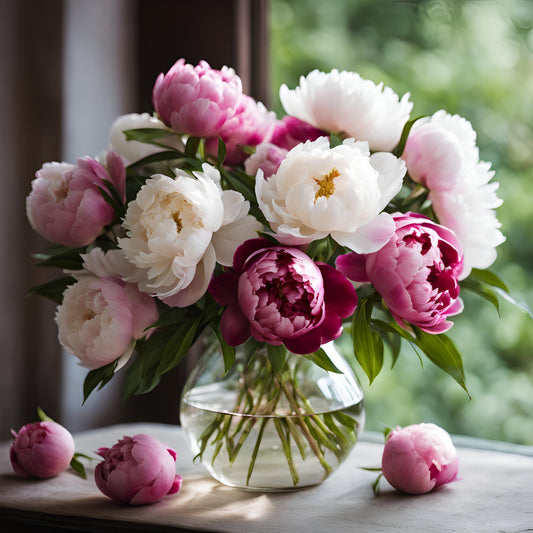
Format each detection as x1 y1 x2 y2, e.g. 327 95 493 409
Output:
109 112 183 165
69 247 140 281
403 110 482 192
279 69 413 152
430 184 505 279
118 163 261 307
403 110 505 277
256 137 406 253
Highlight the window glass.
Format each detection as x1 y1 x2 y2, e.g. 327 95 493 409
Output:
270 0 533 445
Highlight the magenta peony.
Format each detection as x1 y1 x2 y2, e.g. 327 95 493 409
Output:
152 58 242 138
209 238 357 354
94 434 183 505
337 212 464 334
270 115 326 151
10 421 75 479
26 151 125 247
381 423 459 494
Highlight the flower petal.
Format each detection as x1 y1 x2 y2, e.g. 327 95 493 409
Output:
332 212 395 253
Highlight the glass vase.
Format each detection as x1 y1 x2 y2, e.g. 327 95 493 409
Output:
179 335 365 492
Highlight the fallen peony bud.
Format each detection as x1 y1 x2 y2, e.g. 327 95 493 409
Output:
95 434 183 505
381 423 459 494
10 421 75 479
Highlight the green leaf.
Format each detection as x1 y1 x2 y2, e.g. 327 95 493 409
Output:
33 246 85 270
123 127 177 143
37 406 55 422
267 343 287 374
352 299 384 384
217 137 227 167
83 361 118 403
360 466 383 472
371 318 469 394
329 132 343 148
372 473 383 496
460 279 502 316
219 167 256 204
392 115 426 157
155 319 200 376
465 268 532 317
372 320 403 368
468 268 509 292
126 150 187 170
96 185 121 213
412 327 470 396
493 287 533 318
27 276 76 304
150 306 191 328
70 454 88 479
303 348 342 373
185 136 202 158
211 325 236 374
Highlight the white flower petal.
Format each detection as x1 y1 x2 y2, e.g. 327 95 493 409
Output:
256 137 403 248
332 212 396 254
162 245 216 308
280 69 412 151
212 214 262 266
109 112 182 164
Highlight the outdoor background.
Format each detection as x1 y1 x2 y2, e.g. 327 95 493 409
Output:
270 0 533 445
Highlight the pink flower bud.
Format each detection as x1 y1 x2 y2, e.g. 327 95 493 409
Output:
381 423 459 494
205 95 277 166
244 142 288 179
152 58 242 138
95 434 183 505
10 421 75 479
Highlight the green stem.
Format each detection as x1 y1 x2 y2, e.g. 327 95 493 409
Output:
280 381 332 475
274 418 299 486
246 417 269 486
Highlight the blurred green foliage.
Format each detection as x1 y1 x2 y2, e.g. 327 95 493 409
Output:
270 0 533 444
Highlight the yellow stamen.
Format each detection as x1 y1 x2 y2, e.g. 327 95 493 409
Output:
173 212 183 233
313 168 340 203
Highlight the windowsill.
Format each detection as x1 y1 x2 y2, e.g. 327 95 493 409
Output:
1 423 532 532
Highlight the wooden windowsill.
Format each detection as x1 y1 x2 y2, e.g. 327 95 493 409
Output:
1 423 531 532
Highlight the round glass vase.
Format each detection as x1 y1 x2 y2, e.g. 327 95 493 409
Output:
179 335 365 492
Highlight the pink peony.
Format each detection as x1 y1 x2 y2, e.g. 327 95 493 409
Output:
209 238 357 354
26 152 125 247
56 275 159 369
95 434 183 505
270 115 327 151
152 58 242 138
206 94 276 166
336 213 464 334
10 421 75 479
244 142 288 179
381 423 459 494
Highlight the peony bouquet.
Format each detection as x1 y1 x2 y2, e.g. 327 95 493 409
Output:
26 58 513 487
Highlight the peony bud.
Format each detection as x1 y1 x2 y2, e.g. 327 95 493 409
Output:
381 423 459 494
95 434 183 505
10 421 75 479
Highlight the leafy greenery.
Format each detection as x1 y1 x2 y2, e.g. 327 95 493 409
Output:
271 0 533 444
